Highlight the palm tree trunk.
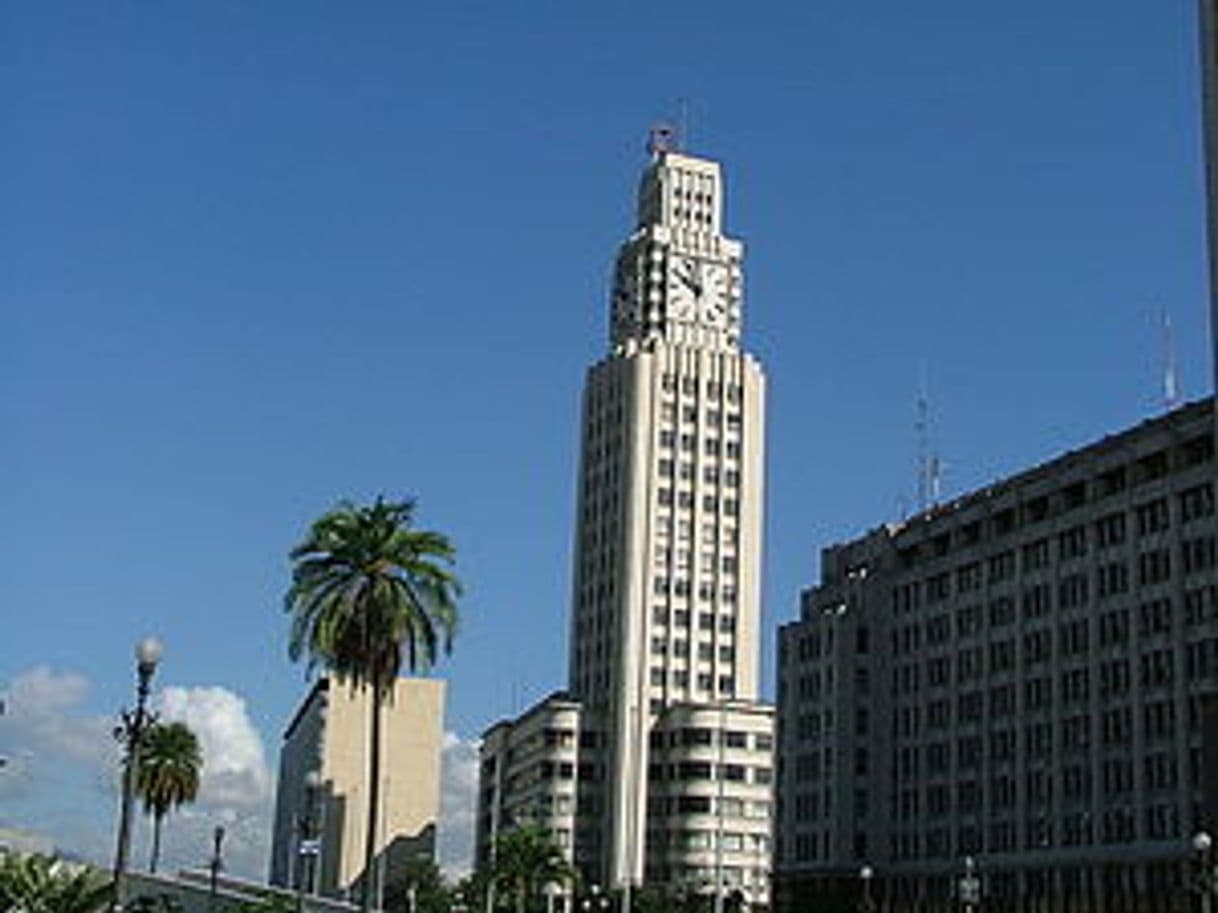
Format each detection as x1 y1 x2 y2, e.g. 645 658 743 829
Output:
150 813 163 874
362 680 384 913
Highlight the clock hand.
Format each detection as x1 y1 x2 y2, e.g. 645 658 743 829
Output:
684 265 702 297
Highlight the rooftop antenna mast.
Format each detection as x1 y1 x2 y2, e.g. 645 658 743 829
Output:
1161 306 1180 411
677 97 691 152
916 366 930 513
915 363 943 513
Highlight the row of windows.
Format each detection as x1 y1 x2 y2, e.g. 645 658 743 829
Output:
646 830 768 854
647 761 771 784
650 668 736 695
889 443 1213 572
652 577 739 601
658 404 742 429
647 795 771 819
651 638 736 659
660 375 743 402
896 527 1215 617
656 519 738 546
883 633 1218 696
655 549 739 573
658 459 742 486
881 693 1213 756
658 430 744 459
657 489 742 514
649 728 773 751
652 607 738 631
646 793 771 817
885 583 1218 659
875 801 1193 863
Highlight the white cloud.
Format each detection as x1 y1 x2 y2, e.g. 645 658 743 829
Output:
159 686 271 809
1 668 480 884
1 667 118 770
437 731 479 878
0 668 274 880
149 686 274 877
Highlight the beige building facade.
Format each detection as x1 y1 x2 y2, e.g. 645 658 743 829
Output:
477 140 773 902
270 676 445 903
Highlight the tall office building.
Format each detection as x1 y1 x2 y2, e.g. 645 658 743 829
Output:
270 676 446 903
477 136 774 902
773 399 1218 912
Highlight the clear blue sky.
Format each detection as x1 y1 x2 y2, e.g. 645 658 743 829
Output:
1 0 1212 872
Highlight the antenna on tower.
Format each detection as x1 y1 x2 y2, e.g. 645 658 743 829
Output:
914 363 945 513
1161 306 1180 411
677 98 691 152
915 366 930 513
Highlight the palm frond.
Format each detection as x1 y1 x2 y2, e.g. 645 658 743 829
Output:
283 497 462 688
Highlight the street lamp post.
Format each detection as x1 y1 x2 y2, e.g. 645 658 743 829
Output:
209 825 226 913
296 770 324 912
958 856 980 913
1195 832 1214 913
581 884 610 913
859 865 875 913
109 636 164 913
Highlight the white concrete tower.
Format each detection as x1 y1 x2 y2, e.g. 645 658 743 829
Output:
567 138 769 892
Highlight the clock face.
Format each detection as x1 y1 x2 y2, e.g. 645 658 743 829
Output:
666 256 698 320
666 256 735 328
697 262 729 326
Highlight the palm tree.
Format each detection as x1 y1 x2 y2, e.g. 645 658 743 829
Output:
491 826 577 913
0 852 112 913
285 497 460 913
135 721 203 873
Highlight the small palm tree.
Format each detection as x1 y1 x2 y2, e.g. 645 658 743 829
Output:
0 852 112 913
285 497 460 913
135 721 203 873
491 826 577 913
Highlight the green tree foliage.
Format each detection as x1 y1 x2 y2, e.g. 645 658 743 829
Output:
285 497 461 913
630 885 671 913
126 894 183 913
384 856 450 913
490 827 576 913
135 721 203 873
454 867 493 913
0 852 111 913
237 896 296 913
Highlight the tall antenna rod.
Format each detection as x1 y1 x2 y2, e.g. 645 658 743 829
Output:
915 365 930 513
1162 307 1180 411
914 363 945 512
677 97 691 152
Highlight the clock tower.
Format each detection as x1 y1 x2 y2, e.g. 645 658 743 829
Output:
610 148 745 356
565 135 774 898
475 136 773 904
